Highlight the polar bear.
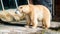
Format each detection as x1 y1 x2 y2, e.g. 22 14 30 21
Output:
17 5 51 29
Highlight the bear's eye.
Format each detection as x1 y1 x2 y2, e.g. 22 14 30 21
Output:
20 7 22 9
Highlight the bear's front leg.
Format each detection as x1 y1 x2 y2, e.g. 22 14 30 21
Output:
25 15 31 28
31 15 38 29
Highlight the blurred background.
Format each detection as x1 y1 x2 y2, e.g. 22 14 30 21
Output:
0 0 60 33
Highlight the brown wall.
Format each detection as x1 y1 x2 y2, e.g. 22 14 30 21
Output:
54 0 60 21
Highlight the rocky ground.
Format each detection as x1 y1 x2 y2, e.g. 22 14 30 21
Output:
0 20 60 34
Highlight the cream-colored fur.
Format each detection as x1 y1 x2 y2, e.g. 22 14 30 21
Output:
17 5 51 29
0 11 13 22
0 9 24 22
8 11 20 21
